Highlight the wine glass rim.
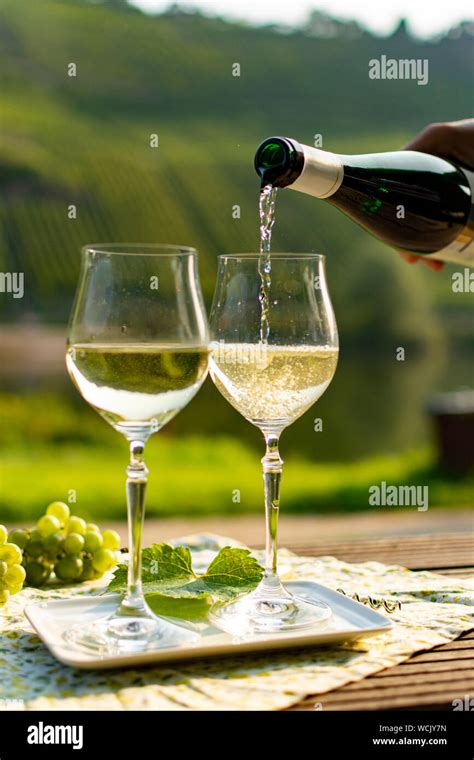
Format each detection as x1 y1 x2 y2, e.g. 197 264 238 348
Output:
218 252 326 261
82 243 197 257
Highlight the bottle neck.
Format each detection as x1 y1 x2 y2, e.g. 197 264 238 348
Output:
255 137 343 197
254 137 305 188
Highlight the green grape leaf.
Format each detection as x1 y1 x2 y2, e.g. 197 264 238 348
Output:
106 543 263 618
145 592 212 621
142 543 195 581
105 563 128 593
107 543 195 593
202 546 264 599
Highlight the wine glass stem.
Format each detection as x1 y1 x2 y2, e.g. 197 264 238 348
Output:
118 440 149 617
261 432 283 592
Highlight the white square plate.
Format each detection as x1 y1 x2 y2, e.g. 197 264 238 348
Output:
25 581 392 670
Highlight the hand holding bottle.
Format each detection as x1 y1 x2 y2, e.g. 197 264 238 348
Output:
400 119 474 271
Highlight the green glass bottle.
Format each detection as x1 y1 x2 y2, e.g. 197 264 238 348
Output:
255 137 474 266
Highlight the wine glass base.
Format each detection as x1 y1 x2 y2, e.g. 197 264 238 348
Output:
209 589 332 636
63 614 199 655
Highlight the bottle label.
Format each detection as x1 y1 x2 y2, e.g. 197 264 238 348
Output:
291 146 344 199
427 168 474 266
427 221 474 266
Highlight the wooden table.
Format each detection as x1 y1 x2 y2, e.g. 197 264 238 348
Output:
269 533 474 711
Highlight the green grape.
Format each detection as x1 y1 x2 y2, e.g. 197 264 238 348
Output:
92 548 117 574
8 529 29 550
66 516 86 536
102 530 121 551
0 589 10 605
44 531 64 557
8 584 23 596
64 533 84 555
46 501 70 524
79 557 96 582
55 556 83 581
25 539 44 559
0 543 23 565
4 564 26 588
4 511 123 588
37 514 61 538
25 561 51 587
83 531 103 553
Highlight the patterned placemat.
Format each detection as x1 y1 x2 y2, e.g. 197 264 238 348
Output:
0 534 472 711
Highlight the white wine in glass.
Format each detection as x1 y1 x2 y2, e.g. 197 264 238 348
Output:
209 253 339 635
210 344 338 430
65 244 209 653
66 344 209 438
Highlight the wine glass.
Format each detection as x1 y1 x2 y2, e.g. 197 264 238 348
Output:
64 244 209 653
208 253 338 635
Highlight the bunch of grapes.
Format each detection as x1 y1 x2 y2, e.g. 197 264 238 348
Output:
0 524 26 605
8 502 120 588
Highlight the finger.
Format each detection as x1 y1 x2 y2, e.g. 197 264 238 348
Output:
399 253 419 264
399 252 444 270
423 259 445 271
403 122 452 155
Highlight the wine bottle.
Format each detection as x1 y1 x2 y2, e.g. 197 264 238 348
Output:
254 137 474 266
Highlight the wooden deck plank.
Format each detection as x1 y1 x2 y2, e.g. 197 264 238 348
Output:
294 692 468 710
319 684 474 705
428 568 473 577
289 540 473 552
285 551 473 562
395 649 474 662
396 641 474 653
282 533 474 577
375 659 474 674
341 671 474 689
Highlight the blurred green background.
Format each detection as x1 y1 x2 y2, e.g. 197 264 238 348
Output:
0 0 473 521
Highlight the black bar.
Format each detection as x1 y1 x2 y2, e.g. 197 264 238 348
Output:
0 709 471 758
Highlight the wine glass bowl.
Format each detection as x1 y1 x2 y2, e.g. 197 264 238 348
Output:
64 244 209 653
208 253 338 635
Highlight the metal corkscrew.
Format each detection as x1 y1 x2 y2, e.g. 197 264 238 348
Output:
336 588 402 613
